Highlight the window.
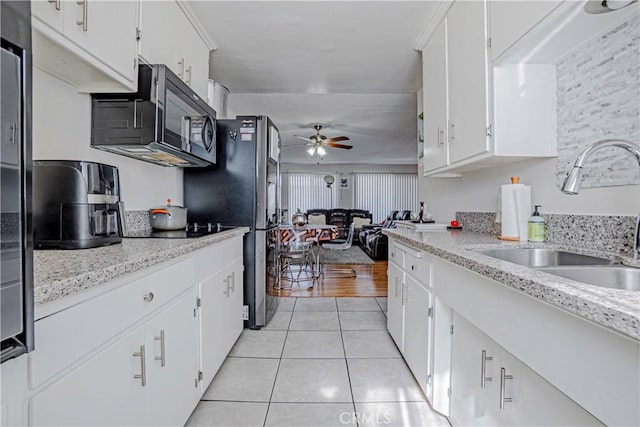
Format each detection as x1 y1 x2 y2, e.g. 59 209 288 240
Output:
286 173 337 217
354 173 418 222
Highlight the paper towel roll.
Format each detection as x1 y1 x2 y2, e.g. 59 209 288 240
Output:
501 184 531 241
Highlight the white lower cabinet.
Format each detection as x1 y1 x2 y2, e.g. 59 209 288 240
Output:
28 235 246 426
386 261 405 351
402 274 432 394
199 257 244 388
30 325 147 426
450 313 603 426
30 289 199 427
144 290 200 427
386 242 434 399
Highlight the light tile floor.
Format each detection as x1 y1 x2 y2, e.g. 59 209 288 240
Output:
186 297 450 427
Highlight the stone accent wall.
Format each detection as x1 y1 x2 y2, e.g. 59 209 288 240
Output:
556 14 640 188
456 211 636 256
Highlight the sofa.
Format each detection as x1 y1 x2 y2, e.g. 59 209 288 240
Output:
359 210 411 260
305 208 373 239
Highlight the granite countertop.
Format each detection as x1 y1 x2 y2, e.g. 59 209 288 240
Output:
383 228 640 341
34 227 250 306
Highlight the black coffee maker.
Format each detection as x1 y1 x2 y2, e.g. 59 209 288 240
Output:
33 160 126 249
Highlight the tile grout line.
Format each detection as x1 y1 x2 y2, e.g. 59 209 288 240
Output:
337 303 360 427
262 297 296 427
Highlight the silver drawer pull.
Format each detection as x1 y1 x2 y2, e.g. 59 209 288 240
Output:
48 0 61 10
481 350 493 388
76 0 88 32
143 292 154 302
154 330 166 367
133 345 146 386
500 367 513 410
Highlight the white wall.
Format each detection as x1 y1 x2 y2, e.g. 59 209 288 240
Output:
418 158 640 222
32 69 183 210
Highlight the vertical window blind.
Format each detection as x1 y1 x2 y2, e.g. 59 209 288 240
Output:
354 173 418 222
287 173 337 216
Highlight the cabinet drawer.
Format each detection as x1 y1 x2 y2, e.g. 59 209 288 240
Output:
388 241 405 268
30 258 194 389
405 251 430 286
194 236 243 283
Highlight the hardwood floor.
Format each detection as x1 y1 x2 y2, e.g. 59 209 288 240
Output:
267 260 388 297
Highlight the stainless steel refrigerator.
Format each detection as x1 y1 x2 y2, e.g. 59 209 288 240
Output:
184 115 280 328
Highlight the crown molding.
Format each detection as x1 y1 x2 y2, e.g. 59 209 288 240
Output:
177 1 218 51
414 0 454 50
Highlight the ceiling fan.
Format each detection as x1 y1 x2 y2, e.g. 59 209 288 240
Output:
291 124 352 156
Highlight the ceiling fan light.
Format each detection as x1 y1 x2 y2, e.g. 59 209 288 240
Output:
317 146 327 156
307 146 316 156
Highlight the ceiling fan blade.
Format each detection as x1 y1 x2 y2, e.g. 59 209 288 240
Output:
327 142 353 150
282 142 313 147
294 135 314 143
326 136 350 143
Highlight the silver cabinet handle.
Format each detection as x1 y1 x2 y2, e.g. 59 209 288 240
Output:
402 283 408 305
437 127 444 147
48 0 61 10
76 0 88 32
185 65 192 86
499 367 513 410
177 58 185 79
154 330 166 367
9 123 16 144
229 272 235 292
394 276 400 298
449 121 455 142
133 345 146 386
481 350 493 388
390 251 395 258
223 276 231 297
143 292 154 302
133 99 143 129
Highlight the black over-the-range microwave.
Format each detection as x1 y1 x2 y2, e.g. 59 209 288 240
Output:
91 64 217 167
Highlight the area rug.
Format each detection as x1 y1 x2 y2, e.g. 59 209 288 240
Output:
323 246 375 265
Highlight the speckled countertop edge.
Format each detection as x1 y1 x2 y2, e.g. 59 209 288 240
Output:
34 227 250 306
383 228 640 341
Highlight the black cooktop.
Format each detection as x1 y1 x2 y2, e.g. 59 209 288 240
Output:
126 223 236 239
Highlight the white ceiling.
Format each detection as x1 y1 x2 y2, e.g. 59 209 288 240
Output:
187 1 438 165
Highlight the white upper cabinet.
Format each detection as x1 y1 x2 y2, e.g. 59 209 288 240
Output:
446 0 490 164
420 0 559 176
32 0 138 92
422 20 448 171
138 0 211 100
488 1 562 62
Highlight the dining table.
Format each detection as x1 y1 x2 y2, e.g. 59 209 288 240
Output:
269 224 338 286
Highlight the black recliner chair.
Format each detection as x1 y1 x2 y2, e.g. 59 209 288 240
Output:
360 210 407 260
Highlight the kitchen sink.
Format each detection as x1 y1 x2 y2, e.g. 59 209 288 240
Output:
539 266 640 292
473 248 615 268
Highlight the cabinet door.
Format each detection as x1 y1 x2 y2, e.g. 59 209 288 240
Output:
198 269 228 388
180 17 211 100
224 259 245 351
449 313 500 427
488 1 561 61
423 20 449 172
498 350 604 426
145 290 200 427
30 326 147 426
446 0 490 163
31 0 64 34
386 262 405 352
62 0 137 80
138 0 182 72
403 275 432 393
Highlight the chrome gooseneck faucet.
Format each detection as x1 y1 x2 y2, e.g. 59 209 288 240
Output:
561 139 640 261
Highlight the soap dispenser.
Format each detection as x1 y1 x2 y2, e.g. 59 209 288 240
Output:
527 205 545 242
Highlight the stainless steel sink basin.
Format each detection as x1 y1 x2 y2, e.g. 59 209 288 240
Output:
474 248 615 268
539 266 640 292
